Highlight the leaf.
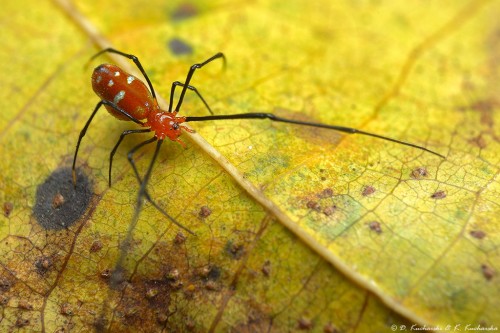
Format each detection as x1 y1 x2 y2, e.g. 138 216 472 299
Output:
1 0 499 332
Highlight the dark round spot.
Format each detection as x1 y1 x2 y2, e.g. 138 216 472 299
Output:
199 205 212 218
33 168 93 230
171 3 198 21
431 190 446 199
3 202 13 217
362 185 376 196
168 38 193 56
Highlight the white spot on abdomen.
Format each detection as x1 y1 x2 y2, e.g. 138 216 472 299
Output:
108 80 114 87
114 71 120 77
114 90 125 104
127 76 135 84
96 75 102 83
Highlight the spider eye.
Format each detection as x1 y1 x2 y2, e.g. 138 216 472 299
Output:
172 123 179 130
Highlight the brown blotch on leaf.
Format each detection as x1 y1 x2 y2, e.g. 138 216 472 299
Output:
60 303 73 316
411 167 428 179
227 242 245 260
323 322 339 333
317 188 334 199
431 190 446 199
199 205 212 218
0 294 9 305
481 264 495 281
15 318 30 328
174 232 187 244
323 205 337 216
18 299 33 310
470 230 486 239
0 277 13 292
298 317 313 330
306 200 321 211
362 185 376 196
3 201 13 217
90 240 103 253
368 221 382 234
468 135 487 149
262 260 271 277
35 256 53 276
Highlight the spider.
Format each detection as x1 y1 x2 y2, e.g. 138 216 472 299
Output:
72 48 444 234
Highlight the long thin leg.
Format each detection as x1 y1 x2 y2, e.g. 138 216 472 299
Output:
168 81 213 115
127 138 195 235
185 113 446 158
88 48 158 100
72 100 145 185
174 53 226 112
109 128 152 187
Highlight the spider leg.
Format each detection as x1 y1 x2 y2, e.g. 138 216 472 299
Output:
185 113 446 158
127 138 195 235
168 81 213 115
109 128 152 187
174 53 226 112
72 100 145 186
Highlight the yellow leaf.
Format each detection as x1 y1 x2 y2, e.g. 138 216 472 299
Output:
1 0 498 332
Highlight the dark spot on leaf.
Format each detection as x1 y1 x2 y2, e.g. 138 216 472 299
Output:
3 201 13 217
198 205 212 218
0 294 9 305
431 190 446 199
168 38 193 56
362 185 375 196
470 230 486 239
94 316 108 332
368 221 382 234
323 205 337 216
171 3 198 21
226 241 245 260
317 188 334 198
306 200 321 211
298 317 313 330
90 240 103 253
35 256 53 276
262 260 271 277
205 266 221 281
481 264 495 281
60 303 73 316
0 277 13 292
33 168 93 230
468 135 487 148
18 299 33 310
174 232 186 244
323 322 339 333
15 317 30 328
411 167 428 179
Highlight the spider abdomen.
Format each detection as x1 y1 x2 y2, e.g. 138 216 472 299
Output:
92 64 156 121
